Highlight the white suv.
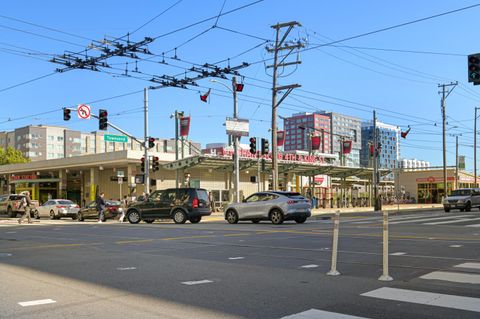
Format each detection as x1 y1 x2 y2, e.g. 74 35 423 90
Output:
443 188 480 212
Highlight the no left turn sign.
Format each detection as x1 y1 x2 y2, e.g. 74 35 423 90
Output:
77 104 91 119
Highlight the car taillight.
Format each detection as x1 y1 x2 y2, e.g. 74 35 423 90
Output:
192 197 199 208
74 205 79 208
56 205 66 209
287 200 297 205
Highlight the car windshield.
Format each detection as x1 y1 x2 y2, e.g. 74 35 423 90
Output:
451 189 472 196
58 200 74 205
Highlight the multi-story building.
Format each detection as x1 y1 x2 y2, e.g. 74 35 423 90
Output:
401 158 430 169
316 111 362 167
0 125 200 161
283 112 331 153
360 121 400 174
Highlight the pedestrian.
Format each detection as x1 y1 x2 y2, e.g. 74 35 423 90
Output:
96 192 106 223
17 191 33 224
118 195 127 223
208 191 215 212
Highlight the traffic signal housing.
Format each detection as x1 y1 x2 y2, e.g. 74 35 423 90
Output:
249 137 257 154
148 137 155 149
63 108 71 121
468 54 480 84
152 156 159 172
140 157 145 172
261 138 269 155
99 109 108 130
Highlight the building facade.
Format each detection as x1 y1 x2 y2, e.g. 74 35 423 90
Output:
361 121 400 175
0 125 200 161
401 158 431 169
283 112 331 154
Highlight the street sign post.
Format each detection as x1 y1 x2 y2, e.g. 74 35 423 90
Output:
77 104 91 119
104 134 128 143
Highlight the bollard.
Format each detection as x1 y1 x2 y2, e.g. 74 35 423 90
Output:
378 210 393 281
327 211 341 276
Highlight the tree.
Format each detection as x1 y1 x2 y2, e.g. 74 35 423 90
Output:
0 147 30 165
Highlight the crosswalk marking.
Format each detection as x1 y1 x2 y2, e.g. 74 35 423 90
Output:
389 215 471 225
18 299 56 307
466 224 480 227
181 280 213 286
420 271 480 284
300 264 319 269
350 213 441 224
361 287 480 313
281 309 370 319
455 262 480 270
424 217 480 225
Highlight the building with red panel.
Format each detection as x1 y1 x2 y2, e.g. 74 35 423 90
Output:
283 113 331 154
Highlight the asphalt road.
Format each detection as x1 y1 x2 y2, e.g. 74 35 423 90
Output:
1 209 480 319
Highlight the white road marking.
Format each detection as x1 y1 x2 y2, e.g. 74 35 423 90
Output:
424 217 480 225
281 308 370 319
6 231 16 233
0 253 12 257
420 271 480 284
455 262 480 270
389 215 471 225
300 264 319 269
390 252 406 256
466 224 480 228
361 287 480 313
228 257 245 260
116 267 136 271
18 299 57 307
449 245 463 248
181 280 213 286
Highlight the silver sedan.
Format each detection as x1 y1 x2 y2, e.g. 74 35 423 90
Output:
224 191 311 225
35 199 80 220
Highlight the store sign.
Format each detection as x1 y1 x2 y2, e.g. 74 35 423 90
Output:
180 116 190 137
225 117 249 137
314 175 329 187
416 176 455 183
207 148 327 164
10 174 37 181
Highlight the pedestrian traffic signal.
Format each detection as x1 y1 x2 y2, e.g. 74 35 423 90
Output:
152 156 159 171
140 157 145 172
99 109 108 130
261 138 269 155
469 54 480 84
249 137 256 154
148 137 155 149
63 108 71 121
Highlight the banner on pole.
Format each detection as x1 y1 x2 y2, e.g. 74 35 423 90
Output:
342 140 352 154
311 136 321 150
277 131 285 147
180 116 190 137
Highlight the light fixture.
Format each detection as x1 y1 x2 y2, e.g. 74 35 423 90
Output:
99 166 104 171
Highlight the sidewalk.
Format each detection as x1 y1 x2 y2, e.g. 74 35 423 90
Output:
310 203 444 216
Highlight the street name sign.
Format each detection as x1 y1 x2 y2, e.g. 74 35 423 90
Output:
104 134 128 143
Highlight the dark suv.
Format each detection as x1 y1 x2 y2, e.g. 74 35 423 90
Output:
126 188 211 224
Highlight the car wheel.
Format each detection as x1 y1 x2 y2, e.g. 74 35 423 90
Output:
77 212 84 221
33 210 40 219
444 207 450 213
270 209 284 225
7 206 15 218
251 219 261 224
295 216 307 224
189 216 202 224
226 209 239 224
144 219 154 224
465 202 472 212
173 210 187 224
50 210 56 220
127 210 141 224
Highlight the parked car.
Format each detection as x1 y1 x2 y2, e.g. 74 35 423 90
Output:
78 200 123 222
442 188 480 212
224 191 312 225
0 194 39 218
126 188 211 224
35 199 80 220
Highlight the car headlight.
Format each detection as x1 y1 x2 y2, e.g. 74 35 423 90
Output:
457 199 465 203
118 207 123 212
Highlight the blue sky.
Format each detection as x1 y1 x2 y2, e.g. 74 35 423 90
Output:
1 0 480 169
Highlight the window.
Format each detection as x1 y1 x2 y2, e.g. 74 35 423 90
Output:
57 136 64 142
48 136 54 141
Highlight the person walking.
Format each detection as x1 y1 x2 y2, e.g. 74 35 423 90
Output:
18 191 33 224
96 192 106 223
118 195 127 223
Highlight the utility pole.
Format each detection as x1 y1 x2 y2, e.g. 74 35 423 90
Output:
267 21 303 190
173 110 184 189
456 135 459 190
143 87 150 195
439 82 457 197
475 107 480 186
373 111 380 211
233 76 240 203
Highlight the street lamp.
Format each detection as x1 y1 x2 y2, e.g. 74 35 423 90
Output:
210 77 240 203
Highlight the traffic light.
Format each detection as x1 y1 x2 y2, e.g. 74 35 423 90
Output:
140 157 145 172
261 138 269 155
99 109 108 130
63 108 71 121
152 156 159 172
468 54 480 84
148 137 155 149
249 137 257 154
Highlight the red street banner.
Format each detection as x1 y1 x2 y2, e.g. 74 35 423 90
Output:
277 131 285 146
311 136 321 150
180 116 190 137
342 140 352 154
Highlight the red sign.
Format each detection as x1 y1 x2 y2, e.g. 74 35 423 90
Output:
203 148 327 164
10 174 37 181
311 136 321 150
180 116 190 137
277 131 285 147
416 176 455 183
342 140 352 154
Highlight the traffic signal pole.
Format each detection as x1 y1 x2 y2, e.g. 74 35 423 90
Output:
144 88 150 195
233 76 240 203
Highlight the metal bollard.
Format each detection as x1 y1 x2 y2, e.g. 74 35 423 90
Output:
327 211 341 276
378 210 393 281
